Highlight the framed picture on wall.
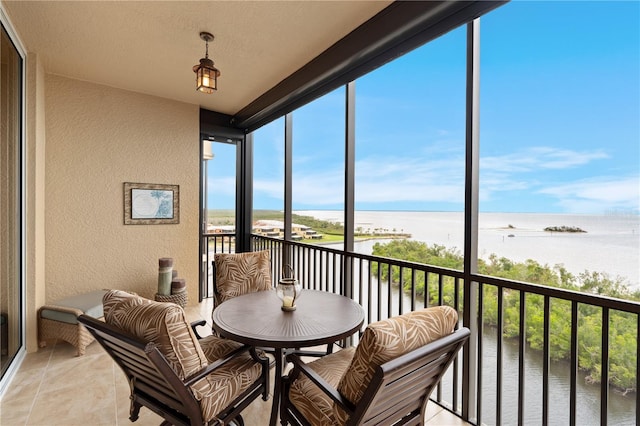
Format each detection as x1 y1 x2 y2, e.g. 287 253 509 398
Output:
124 182 179 225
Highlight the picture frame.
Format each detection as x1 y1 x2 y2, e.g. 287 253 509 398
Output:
123 182 179 225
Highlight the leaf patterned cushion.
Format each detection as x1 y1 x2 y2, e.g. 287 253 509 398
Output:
197 336 265 422
214 250 272 307
335 305 459 423
103 290 264 423
102 289 208 380
198 334 248 361
288 347 356 426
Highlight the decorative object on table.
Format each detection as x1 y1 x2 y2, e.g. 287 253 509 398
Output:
155 259 187 307
123 182 179 225
276 265 302 311
155 290 187 308
168 277 188 307
171 278 185 295
157 257 174 296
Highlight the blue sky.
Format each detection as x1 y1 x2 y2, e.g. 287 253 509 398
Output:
209 1 640 214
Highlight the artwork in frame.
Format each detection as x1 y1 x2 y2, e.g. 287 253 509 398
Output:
124 182 179 225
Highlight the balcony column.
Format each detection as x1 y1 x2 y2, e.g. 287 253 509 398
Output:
344 81 355 256
283 113 293 267
343 81 356 302
236 132 253 252
462 18 481 423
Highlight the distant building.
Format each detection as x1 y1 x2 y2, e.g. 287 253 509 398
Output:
253 220 322 240
207 224 235 233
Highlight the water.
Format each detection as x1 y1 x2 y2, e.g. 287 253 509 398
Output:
339 258 637 426
295 210 639 425
479 327 636 426
329 258 636 425
297 210 640 290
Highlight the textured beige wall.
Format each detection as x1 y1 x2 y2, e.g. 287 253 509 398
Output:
44 75 200 304
25 53 47 352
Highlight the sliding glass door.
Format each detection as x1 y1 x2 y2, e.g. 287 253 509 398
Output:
0 20 24 380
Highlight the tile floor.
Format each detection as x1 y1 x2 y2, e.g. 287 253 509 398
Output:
0 301 469 426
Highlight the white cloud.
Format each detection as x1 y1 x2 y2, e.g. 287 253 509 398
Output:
481 146 608 173
253 179 284 200
538 175 640 213
251 145 637 213
280 155 466 206
207 177 235 196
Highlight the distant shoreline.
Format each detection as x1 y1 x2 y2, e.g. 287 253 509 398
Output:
291 209 640 217
298 210 640 290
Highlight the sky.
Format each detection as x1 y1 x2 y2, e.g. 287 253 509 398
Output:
208 1 640 215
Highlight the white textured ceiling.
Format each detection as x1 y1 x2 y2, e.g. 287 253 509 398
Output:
3 0 391 115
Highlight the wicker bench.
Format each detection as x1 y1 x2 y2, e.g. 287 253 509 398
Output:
38 289 107 356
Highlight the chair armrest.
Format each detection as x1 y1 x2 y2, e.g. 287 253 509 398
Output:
183 344 251 386
39 305 85 318
286 353 356 413
288 348 331 358
189 319 207 339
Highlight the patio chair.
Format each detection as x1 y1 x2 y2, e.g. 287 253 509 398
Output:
192 250 272 339
78 289 269 426
280 305 470 426
192 250 334 358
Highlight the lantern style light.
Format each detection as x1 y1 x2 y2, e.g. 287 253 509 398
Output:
193 32 220 94
276 265 302 311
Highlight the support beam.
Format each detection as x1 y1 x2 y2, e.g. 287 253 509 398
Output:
234 1 506 133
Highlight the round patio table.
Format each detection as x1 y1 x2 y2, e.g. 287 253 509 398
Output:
212 289 364 426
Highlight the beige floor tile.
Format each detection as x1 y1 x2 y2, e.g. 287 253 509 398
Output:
38 352 113 395
27 382 116 426
425 402 445 422
242 396 272 426
4 299 470 426
1 366 45 403
117 403 164 426
427 407 471 426
0 394 33 425
47 338 103 360
15 347 53 372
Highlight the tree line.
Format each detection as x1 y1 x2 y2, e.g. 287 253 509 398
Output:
372 239 638 393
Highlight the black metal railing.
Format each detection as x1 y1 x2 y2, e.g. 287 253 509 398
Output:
200 233 639 425
470 274 639 426
201 232 236 298
251 235 469 417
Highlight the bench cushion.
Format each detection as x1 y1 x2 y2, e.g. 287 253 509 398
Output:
40 289 107 324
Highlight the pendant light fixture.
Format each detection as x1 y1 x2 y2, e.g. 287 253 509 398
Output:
193 32 220 94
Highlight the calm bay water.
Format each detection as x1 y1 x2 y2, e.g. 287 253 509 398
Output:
295 210 638 425
309 252 636 426
297 211 640 290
